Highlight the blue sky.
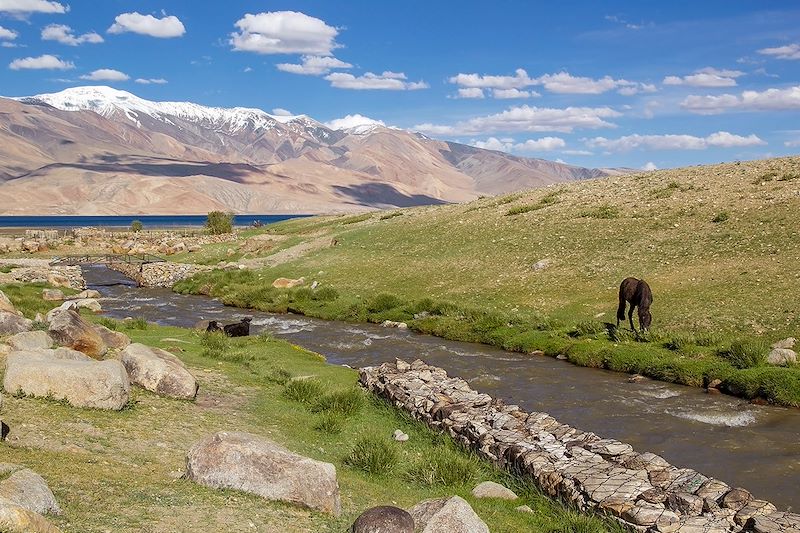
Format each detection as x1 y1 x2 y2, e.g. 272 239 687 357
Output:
1 0 799 170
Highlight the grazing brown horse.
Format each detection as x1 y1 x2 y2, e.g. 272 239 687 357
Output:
617 277 652 332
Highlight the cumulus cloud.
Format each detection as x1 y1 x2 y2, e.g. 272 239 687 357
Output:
325 71 428 90
455 87 484 99
0 0 67 14
230 11 338 55
80 68 129 81
681 85 800 114
325 113 386 130
642 162 658 171
758 43 800 60
663 67 744 87
135 77 167 84
271 108 293 116
42 24 103 45
276 55 351 75
785 139 800 148
9 53 73 70
414 105 621 136
472 136 566 153
586 131 765 152
108 12 185 38
449 68 653 95
492 88 538 99
0 25 18 40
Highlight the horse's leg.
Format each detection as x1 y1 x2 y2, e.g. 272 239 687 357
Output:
628 306 636 331
617 298 626 327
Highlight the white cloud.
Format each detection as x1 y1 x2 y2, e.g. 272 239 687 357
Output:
604 14 649 30
325 71 428 90
681 85 800 114
0 0 67 14
455 87 484 99
325 113 385 131
0 25 18 40
642 162 658 171
449 68 653 95
472 136 566 153
562 149 593 156
758 43 800 60
135 77 167 84
42 24 103 45
243 66 253 73
80 68 129 81
492 88 537 99
586 131 765 152
663 67 743 87
230 11 338 55
449 68 533 89
785 139 800 148
414 105 621 136
1 41 19 47
535 72 621 94
8 54 73 70
277 55 351 76
108 12 185 38
271 108 293 116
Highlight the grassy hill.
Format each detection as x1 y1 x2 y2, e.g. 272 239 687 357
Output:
175 155 800 405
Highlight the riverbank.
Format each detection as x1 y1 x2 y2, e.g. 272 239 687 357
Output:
0 282 625 532
170 156 800 407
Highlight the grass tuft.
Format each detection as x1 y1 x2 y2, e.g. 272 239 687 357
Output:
720 340 768 369
405 448 481 487
283 378 325 405
311 388 365 418
344 436 398 476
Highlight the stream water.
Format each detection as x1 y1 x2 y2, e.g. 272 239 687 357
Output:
83 265 799 510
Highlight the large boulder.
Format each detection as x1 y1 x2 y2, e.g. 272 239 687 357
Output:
272 277 305 289
0 501 61 533
408 496 488 533
70 299 102 313
93 325 130 350
44 302 77 323
121 343 197 400
0 290 21 316
471 481 518 500
3 350 129 410
186 431 341 516
41 289 64 302
0 465 61 516
5 331 53 352
0 312 32 336
47 310 107 359
351 506 414 533
767 348 797 366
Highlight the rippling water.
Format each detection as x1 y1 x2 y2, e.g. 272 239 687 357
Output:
84 265 800 510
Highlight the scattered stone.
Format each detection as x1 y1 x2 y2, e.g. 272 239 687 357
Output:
767 348 797 366
532 259 550 271
71 289 101 300
46 274 70 288
707 379 722 389
350 506 414 533
121 343 198 400
408 496 488 533
185 431 341 516
93 325 130 350
471 481 518 500
515 505 534 514
70 299 102 313
3 349 129 410
41 289 64 302
47 310 107 359
381 320 408 329
628 374 646 383
311 281 320 290
721 487 753 511
771 337 796 350
5 331 53 351
0 465 61 516
0 312 32 336
393 429 409 442
0 290 20 316
272 277 305 289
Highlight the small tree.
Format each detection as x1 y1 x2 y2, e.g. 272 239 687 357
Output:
205 211 234 235
130 220 143 232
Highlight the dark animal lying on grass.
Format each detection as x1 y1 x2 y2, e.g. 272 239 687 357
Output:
617 277 652 332
206 320 221 333
223 317 252 337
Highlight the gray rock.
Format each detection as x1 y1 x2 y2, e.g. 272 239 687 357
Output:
695 479 730 502
70 299 101 313
734 499 777 526
41 289 64 302
771 337 796 350
408 496 488 533
0 465 60 515
621 501 679 529
471 481 518 500
0 501 61 533
71 290 100 300
121 343 197 400
748 511 800 532
0 312 32 336
721 487 753 511
5 331 52 351
44 301 77 323
767 348 797 366
2 349 129 410
93 325 130 350
47 310 107 359
0 290 20 316
666 492 703 516
185 431 340 516
350 506 414 533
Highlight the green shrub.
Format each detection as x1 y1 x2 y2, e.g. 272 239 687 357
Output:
312 388 365 418
506 205 541 216
313 286 339 301
98 317 119 331
283 378 325 405
721 340 767 369
290 287 314 302
130 220 143 232
573 321 606 337
314 412 345 434
123 317 148 330
405 448 480 487
367 293 402 313
205 211 234 235
200 331 229 358
264 367 292 385
344 437 398 476
664 334 695 351
712 211 730 223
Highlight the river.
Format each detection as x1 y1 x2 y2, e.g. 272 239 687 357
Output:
84 265 800 510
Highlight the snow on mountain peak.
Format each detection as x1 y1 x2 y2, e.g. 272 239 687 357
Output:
324 113 386 134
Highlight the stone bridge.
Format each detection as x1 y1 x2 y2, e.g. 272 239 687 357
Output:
50 255 210 288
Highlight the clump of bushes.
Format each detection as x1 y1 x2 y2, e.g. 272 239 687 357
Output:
200 330 228 358
311 388 365 418
130 220 143 232
712 211 730 223
123 317 149 330
282 378 325 404
720 340 767 369
367 293 402 313
405 447 481 487
205 211 234 235
344 437 398 475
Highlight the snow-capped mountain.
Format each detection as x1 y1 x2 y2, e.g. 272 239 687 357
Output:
0 86 629 215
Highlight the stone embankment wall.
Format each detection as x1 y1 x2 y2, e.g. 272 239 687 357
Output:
0 259 84 289
359 359 800 533
109 261 210 288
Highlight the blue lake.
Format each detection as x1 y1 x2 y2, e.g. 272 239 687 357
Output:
0 214 309 229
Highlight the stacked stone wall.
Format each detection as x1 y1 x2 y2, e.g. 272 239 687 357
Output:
359 359 800 533
108 261 210 288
